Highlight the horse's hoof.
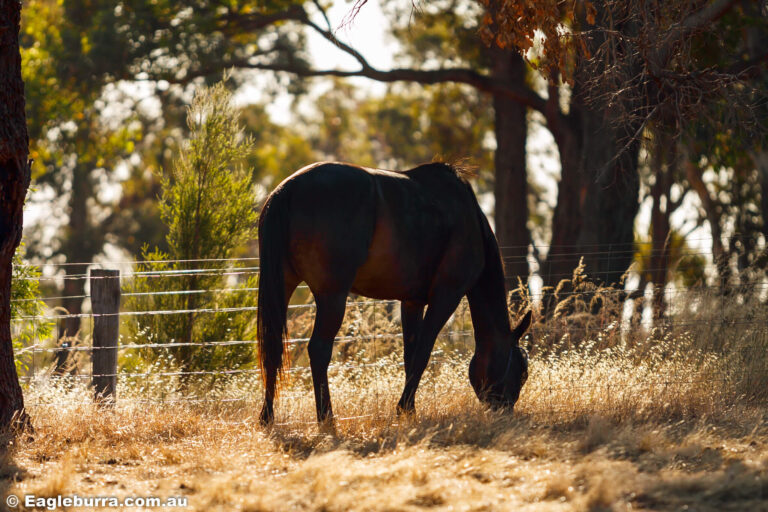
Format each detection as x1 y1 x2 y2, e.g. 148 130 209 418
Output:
396 404 415 417
318 417 336 435
259 406 274 426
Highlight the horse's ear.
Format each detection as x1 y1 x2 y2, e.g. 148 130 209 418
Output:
511 310 532 343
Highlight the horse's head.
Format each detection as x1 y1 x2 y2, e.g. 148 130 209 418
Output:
469 310 532 410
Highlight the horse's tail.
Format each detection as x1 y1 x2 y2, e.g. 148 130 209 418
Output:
257 186 291 391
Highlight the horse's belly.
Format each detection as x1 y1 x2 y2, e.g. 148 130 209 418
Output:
350 217 435 301
350 268 427 300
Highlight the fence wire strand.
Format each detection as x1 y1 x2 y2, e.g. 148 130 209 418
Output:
13 241 768 410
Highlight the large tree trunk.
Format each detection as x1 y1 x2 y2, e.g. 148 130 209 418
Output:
574 98 641 287
541 2 642 295
542 100 639 290
0 0 31 431
491 49 529 288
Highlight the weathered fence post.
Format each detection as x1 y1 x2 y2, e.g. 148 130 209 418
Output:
91 269 120 403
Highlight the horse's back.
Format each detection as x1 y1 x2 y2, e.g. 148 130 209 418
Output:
352 163 483 299
272 162 485 300
275 163 378 292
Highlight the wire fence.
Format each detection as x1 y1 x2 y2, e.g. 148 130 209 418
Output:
11 236 768 413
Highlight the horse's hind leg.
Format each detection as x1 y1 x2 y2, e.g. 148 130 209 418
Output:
259 271 300 425
308 292 347 425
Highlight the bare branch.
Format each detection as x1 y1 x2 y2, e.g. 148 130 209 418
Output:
301 15 374 72
147 55 547 113
341 0 369 29
311 0 334 32
142 3 549 115
650 0 740 75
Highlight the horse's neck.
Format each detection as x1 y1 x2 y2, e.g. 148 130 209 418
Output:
466 263 511 355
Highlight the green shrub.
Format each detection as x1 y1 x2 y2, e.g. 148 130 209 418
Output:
124 81 259 381
11 243 53 374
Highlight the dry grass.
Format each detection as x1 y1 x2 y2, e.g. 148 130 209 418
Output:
3 344 767 511
4 269 768 510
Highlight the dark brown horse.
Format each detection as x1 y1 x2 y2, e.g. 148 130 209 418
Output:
257 161 532 425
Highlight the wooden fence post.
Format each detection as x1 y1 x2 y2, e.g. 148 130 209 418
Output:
91 269 120 403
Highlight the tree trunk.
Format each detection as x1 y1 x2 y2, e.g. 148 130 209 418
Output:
575 103 641 287
650 136 672 319
541 110 582 290
0 0 31 431
542 96 639 290
491 49 529 289
684 149 731 288
542 3 641 294
58 163 98 339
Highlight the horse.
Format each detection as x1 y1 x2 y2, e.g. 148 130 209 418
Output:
256 161 532 425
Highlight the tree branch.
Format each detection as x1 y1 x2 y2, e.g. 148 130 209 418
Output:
301 15 374 72
683 153 727 264
650 0 739 73
311 0 333 32
153 58 547 113
152 4 550 112
244 61 547 111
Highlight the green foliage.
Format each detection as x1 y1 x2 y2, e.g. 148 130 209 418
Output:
305 80 494 173
21 0 148 270
240 104 317 186
20 0 310 266
11 243 54 374
125 82 259 378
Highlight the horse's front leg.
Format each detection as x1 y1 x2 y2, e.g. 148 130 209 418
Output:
397 292 463 413
307 293 347 426
398 300 425 415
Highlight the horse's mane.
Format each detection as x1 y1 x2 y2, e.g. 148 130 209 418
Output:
409 159 479 182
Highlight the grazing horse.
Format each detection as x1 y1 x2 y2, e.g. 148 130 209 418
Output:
257 161 532 425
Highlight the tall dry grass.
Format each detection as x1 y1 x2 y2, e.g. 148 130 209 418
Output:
3 267 767 510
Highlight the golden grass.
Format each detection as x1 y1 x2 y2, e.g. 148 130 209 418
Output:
5 268 768 510
3 344 767 511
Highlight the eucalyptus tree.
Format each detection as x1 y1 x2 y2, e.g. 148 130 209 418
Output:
0 0 31 431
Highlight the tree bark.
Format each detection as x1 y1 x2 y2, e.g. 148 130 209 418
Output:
540 106 582 289
491 48 529 288
542 92 640 290
0 0 31 431
542 5 642 292
577 128 640 286
650 136 672 319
